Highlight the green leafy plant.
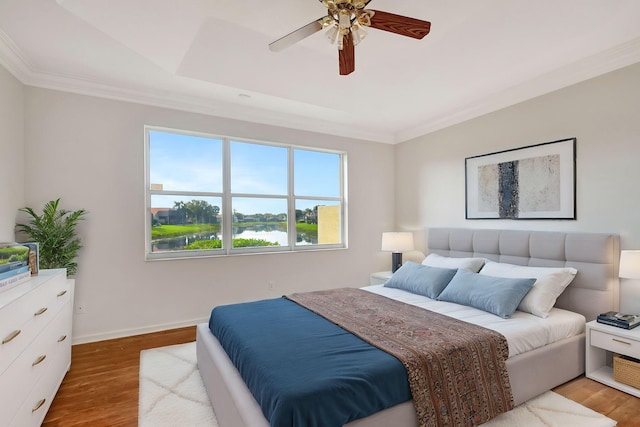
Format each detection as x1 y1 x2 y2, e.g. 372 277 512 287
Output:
15 198 87 276
185 238 279 250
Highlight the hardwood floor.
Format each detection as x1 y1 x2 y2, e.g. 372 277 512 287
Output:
43 327 640 427
553 376 640 426
43 327 196 427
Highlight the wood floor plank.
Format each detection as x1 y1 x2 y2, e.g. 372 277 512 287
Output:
552 376 640 427
43 326 195 427
43 326 640 426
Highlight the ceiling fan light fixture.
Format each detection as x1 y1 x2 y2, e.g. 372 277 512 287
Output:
322 0 336 9
320 16 334 28
325 24 340 44
353 0 367 9
337 32 345 50
338 11 351 29
269 1 431 75
356 9 374 27
351 23 367 45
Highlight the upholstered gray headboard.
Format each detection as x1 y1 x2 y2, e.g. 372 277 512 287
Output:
427 228 620 321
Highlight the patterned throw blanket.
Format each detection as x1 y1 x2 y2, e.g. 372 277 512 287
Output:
285 288 514 427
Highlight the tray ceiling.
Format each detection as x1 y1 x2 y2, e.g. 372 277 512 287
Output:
1 0 640 143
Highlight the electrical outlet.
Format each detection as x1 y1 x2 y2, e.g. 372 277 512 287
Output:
75 302 86 314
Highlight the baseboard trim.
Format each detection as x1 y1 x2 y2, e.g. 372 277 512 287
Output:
71 317 209 345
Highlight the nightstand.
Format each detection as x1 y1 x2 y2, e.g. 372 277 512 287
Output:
370 271 393 286
585 320 640 397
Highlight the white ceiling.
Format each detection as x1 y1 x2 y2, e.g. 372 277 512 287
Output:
1 0 640 144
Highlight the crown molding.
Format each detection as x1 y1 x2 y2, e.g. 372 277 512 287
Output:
2 28 639 145
0 30 394 144
0 29 34 82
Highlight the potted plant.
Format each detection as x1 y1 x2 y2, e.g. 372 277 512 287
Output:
15 198 87 277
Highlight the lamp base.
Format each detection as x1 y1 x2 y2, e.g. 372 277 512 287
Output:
391 252 403 273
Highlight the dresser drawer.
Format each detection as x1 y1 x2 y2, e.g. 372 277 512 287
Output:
0 273 69 375
10 332 71 427
590 329 640 358
0 303 72 425
1 286 51 376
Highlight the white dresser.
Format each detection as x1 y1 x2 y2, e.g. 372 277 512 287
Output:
0 269 73 427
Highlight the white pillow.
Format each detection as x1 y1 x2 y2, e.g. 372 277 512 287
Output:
479 262 577 318
422 253 486 273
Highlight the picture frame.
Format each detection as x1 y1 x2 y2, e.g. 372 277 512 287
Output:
465 138 576 220
23 242 40 275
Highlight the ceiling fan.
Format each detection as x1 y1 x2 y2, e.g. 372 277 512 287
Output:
269 0 431 75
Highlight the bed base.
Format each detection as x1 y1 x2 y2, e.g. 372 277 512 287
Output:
196 323 585 427
196 228 614 426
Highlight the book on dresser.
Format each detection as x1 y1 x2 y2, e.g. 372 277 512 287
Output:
0 270 31 291
596 311 640 329
0 243 32 292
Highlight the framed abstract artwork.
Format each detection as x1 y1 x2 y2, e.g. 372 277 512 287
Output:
465 138 576 220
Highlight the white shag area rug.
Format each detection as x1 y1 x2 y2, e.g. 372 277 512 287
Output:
139 342 616 427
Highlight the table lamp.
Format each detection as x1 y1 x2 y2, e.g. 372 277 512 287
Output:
619 250 640 315
381 232 414 273
619 250 640 280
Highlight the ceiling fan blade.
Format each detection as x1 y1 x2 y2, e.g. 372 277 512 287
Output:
339 32 355 75
269 17 324 52
368 10 431 39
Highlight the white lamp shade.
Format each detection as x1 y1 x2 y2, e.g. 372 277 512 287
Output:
619 250 640 279
381 232 414 253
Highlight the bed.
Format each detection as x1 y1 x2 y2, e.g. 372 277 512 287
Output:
196 228 620 427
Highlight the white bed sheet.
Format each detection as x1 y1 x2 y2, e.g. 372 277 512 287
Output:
364 284 586 358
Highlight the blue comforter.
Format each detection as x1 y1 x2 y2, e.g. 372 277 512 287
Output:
209 297 412 427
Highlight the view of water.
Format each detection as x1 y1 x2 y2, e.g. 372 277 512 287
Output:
235 229 288 246
152 224 316 252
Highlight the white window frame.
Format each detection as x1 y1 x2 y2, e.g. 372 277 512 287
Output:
144 126 348 260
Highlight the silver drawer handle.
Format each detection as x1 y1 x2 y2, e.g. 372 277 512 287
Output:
32 354 47 366
34 307 48 316
32 398 46 413
57 290 67 297
2 329 21 344
58 335 67 342
612 338 632 345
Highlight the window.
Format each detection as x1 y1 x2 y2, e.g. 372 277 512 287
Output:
145 127 347 259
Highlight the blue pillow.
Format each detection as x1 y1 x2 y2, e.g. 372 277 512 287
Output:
436 269 536 318
384 261 458 299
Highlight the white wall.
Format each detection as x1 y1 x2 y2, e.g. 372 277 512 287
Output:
21 87 395 343
8 60 640 341
0 64 24 241
395 62 640 313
